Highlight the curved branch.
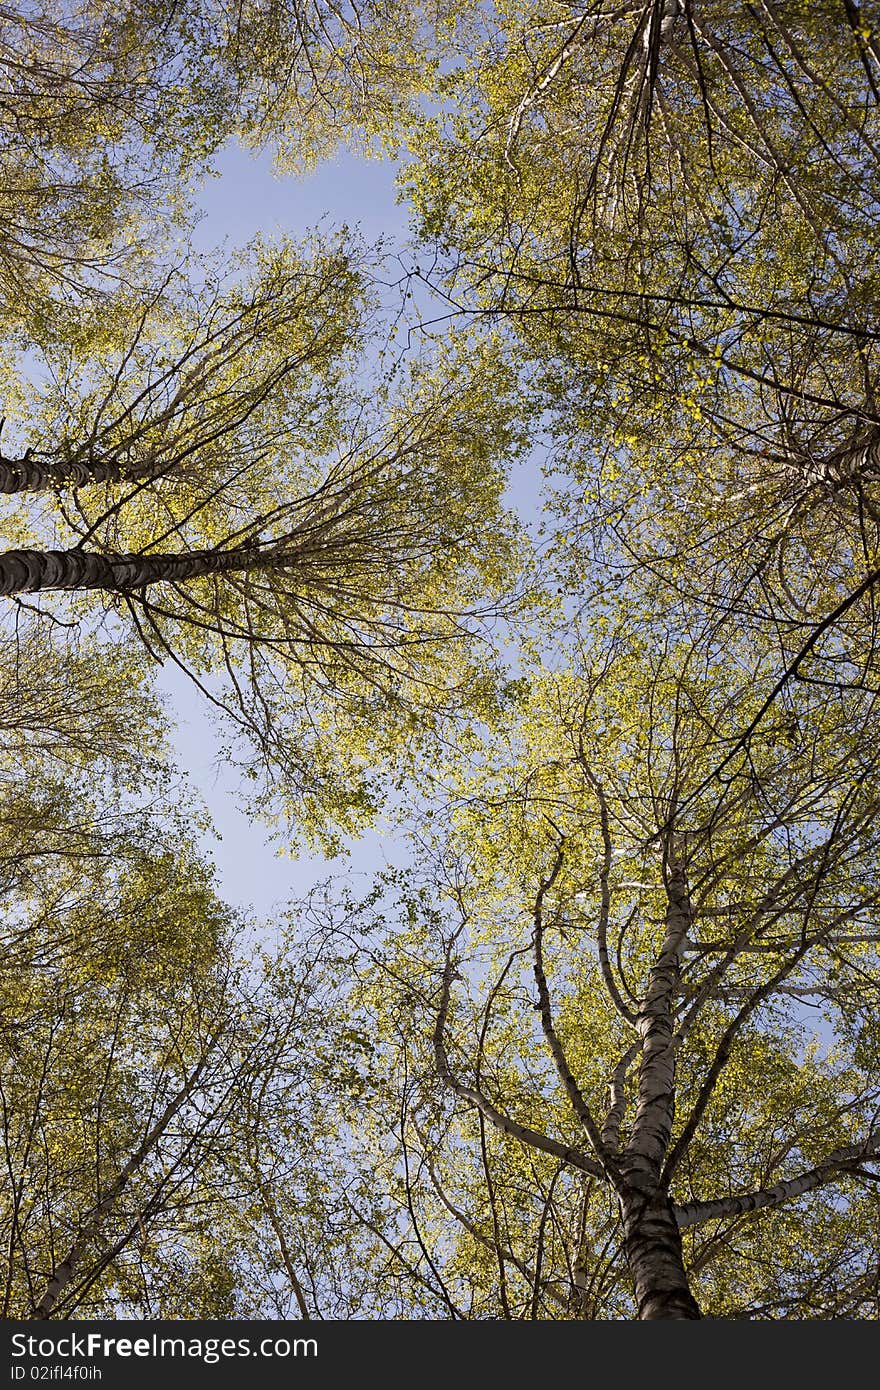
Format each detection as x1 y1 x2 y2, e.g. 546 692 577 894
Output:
531 845 618 1173
661 939 811 1187
602 1041 640 1151
574 744 639 1024
432 939 605 1180
649 560 880 845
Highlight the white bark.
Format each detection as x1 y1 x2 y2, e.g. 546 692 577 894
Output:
675 1127 880 1229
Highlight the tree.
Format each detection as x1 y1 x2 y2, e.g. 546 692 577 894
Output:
0 844 368 1319
0 4 529 845
208 3 880 1318
0 0 236 326
396 2 880 724
0 639 378 1319
4 2 880 1324
218 0 437 168
0 9 531 1316
0 596 389 1318
0 227 527 841
336 624 880 1318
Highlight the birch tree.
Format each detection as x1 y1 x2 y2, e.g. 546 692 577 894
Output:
398 2 880 720
0 611 378 1319
0 0 235 324
5 3 879 1322
341 629 880 1318
0 229 525 841
0 845 349 1319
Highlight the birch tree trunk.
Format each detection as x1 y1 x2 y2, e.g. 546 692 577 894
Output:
619 1186 701 1320
0 454 166 494
619 858 702 1319
0 544 293 597
793 429 880 492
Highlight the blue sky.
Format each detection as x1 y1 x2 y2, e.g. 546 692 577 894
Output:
159 140 415 914
191 140 409 253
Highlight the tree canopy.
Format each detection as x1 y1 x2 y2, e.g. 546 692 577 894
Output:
1 0 878 1321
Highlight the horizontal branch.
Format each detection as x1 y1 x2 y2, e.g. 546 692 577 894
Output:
674 1127 880 1229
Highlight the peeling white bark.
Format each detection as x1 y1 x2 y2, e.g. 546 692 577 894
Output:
675 1127 880 1229
0 453 165 494
617 856 702 1317
0 544 292 597
625 863 691 1187
792 429 880 492
620 1186 702 1319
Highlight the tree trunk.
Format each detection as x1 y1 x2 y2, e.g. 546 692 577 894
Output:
620 1184 702 1319
619 858 701 1317
0 544 290 598
0 454 166 494
29 1060 207 1318
624 864 691 1188
793 429 880 491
